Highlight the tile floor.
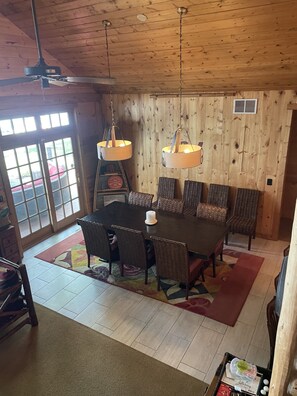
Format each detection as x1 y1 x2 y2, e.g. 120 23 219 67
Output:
23 224 288 384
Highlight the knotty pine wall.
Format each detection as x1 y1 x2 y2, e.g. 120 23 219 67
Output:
100 90 297 240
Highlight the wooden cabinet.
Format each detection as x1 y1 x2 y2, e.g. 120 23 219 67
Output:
0 226 21 264
93 160 130 211
0 257 38 342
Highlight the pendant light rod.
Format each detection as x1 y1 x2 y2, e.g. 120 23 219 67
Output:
177 7 187 129
97 19 132 161
162 6 202 168
103 20 115 129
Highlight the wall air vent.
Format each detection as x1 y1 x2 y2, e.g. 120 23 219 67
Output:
233 99 257 114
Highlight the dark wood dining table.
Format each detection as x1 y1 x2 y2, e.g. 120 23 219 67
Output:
80 201 228 277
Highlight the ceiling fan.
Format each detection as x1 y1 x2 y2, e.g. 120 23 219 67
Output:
0 0 115 89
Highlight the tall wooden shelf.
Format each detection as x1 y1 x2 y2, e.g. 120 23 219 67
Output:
93 160 130 211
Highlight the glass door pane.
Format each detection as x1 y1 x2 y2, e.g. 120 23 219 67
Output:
44 137 81 226
4 144 50 239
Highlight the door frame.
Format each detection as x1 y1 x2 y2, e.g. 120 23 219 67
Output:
0 107 86 249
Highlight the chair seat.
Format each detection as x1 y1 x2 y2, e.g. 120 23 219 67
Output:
228 216 255 234
189 257 204 278
183 207 196 216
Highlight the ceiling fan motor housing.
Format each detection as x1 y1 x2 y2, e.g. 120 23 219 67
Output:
24 65 61 77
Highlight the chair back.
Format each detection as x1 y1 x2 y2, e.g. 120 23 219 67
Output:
233 188 260 219
150 236 189 283
128 191 153 208
112 225 148 269
196 203 227 223
157 177 176 199
157 197 184 214
77 219 112 261
207 183 229 208
183 180 203 209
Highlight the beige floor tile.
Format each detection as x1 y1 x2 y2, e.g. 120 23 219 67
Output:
59 307 78 320
111 317 147 346
182 326 224 373
131 341 156 357
204 353 225 385
250 305 270 351
92 323 114 337
64 283 107 314
217 321 254 358
178 363 206 382
249 272 273 298
202 317 228 335
135 310 179 350
43 289 76 311
154 333 190 368
129 296 161 323
245 344 270 368
75 302 109 327
170 310 203 342
237 294 264 326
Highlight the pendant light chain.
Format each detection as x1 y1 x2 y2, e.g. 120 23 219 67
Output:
179 8 183 128
103 20 115 127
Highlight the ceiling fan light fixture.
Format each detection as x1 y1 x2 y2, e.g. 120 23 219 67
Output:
162 7 202 169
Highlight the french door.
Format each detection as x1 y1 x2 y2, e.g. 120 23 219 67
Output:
0 110 84 248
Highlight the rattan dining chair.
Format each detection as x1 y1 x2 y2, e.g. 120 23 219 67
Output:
152 176 177 209
128 191 154 208
150 236 205 300
225 187 260 250
112 225 155 284
77 218 119 274
196 203 228 276
207 183 230 208
157 197 184 214
182 180 203 216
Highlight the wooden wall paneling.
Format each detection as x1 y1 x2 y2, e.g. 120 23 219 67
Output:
99 90 296 239
74 101 103 213
261 91 292 238
281 110 297 220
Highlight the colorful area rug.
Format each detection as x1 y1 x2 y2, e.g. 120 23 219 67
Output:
36 230 264 326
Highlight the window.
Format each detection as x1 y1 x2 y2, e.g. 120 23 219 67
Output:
0 112 70 136
233 99 257 114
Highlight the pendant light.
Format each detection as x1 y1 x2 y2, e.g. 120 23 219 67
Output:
162 7 202 168
97 20 132 161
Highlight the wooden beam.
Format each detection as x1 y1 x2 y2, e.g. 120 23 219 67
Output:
270 199 297 394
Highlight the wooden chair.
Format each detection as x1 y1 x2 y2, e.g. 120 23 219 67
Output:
0 258 38 342
225 188 260 250
77 218 119 274
182 180 203 216
196 203 228 225
150 236 205 300
152 177 177 209
128 191 154 208
196 203 228 276
207 183 229 208
112 225 155 284
157 197 184 214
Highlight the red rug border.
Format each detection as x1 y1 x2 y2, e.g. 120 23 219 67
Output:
35 231 264 327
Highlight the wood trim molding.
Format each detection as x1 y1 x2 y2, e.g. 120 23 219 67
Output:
270 199 297 395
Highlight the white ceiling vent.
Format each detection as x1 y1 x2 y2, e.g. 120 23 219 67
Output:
233 99 257 114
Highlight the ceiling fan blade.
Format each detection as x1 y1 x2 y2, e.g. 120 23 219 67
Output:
46 77 71 87
0 76 38 87
65 76 116 85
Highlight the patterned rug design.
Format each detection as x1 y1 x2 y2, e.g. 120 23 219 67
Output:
36 232 264 326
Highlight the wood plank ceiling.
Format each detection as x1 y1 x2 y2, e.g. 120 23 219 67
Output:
0 0 297 94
